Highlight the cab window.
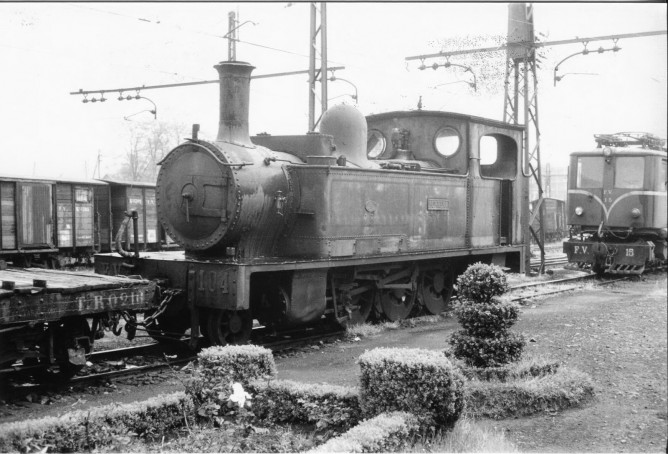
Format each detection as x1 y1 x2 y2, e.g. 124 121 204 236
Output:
576 157 604 188
614 157 644 189
479 134 517 179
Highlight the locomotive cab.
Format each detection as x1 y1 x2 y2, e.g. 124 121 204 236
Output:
563 133 667 274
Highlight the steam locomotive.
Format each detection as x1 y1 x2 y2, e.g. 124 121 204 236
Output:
92 60 530 347
563 132 667 274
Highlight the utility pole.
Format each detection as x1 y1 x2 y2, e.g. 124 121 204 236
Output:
503 3 544 275
308 2 328 132
228 11 237 61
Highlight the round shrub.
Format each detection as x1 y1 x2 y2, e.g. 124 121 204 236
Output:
456 262 509 303
454 297 520 337
358 347 465 430
449 331 526 368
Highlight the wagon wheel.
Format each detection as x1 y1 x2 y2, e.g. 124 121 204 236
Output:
378 286 416 322
206 309 253 346
27 318 92 381
336 288 375 327
419 267 454 315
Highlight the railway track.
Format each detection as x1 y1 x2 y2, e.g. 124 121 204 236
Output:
1 269 636 398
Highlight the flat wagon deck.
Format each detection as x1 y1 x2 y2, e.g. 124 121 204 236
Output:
0 268 156 324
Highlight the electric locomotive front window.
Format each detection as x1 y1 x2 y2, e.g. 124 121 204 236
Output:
434 127 460 157
576 157 604 188
367 129 386 159
614 157 644 189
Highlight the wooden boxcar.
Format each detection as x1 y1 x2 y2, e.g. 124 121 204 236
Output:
530 197 567 243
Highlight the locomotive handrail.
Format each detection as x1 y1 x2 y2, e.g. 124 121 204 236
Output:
156 141 254 168
187 141 254 168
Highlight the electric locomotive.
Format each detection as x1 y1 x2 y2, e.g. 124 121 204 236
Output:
563 132 667 274
94 60 530 347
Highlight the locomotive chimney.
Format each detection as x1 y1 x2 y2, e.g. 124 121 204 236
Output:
214 61 255 147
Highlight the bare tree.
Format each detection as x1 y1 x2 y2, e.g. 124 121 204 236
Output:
113 120 187 182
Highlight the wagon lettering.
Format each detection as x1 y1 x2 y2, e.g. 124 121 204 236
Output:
574 245 588 254
626 248 634 257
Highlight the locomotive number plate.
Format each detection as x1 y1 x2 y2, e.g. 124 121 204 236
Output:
427 198 449 211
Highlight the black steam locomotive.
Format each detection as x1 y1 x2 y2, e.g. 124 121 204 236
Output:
94 60 530 347
563 132 667 274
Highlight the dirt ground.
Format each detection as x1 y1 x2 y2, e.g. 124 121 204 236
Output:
1 273 666 453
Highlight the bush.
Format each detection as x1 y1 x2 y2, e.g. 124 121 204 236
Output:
310 411 419 453
0 392 194 453
249 379 362 431
358 348 465 430
465 367 596 419
450 264 525 368
185 345 277 420
457 357 561 382
449 331 525 368
455 262 509 303
454 297 520 337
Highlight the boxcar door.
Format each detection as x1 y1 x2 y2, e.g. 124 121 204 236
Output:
18 182 53 248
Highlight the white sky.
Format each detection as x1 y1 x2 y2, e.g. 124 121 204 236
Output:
1 2 666 180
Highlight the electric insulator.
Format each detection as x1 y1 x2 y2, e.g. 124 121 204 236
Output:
91 98 97 103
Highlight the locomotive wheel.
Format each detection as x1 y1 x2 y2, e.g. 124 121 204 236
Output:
378 287 416 322
206 309 253 346
419 267 454 315
337 289 375 327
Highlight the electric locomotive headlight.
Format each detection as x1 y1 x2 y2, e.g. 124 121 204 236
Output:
575 206 584 216
631 208 641 218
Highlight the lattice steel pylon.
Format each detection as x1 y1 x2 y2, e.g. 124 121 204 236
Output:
308 2 328 132
504 3 545 274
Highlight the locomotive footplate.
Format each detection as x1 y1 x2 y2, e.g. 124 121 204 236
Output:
563 239 654 272
0 268 157 324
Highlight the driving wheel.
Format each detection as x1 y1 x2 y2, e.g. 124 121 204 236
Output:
419 267 454 315
206 309 253 346
379 287 416 322
337 289 375 327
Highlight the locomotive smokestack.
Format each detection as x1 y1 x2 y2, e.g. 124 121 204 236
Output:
214 61 255 147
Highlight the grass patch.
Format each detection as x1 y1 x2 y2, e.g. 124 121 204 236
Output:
406 416 518 453
465 366 596 419
345 315 446 339
94 421 318 453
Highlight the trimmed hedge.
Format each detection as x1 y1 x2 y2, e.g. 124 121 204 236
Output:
458 359 561 382
449 331 526 368
194 345 277 386
454 297 520 336
310 411 419 453
465 367 596 419
185 345 277 419
249 379 361 431
0 392 193 453
358 348 465 429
